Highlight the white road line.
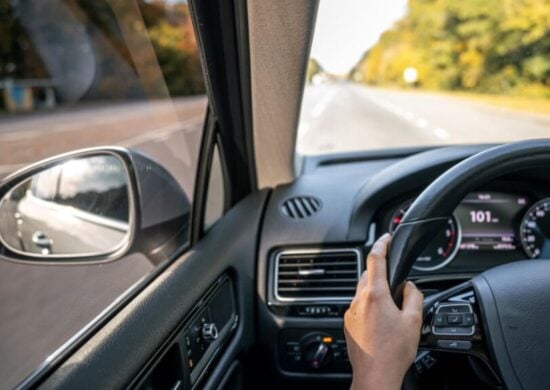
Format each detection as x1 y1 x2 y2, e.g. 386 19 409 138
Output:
123 118 201 146
433 127 450 139
311 88 338 118
0 119 202 177
0 99 206 141
297 123 311 141
404 112 415 120
362 88 454 141
415 118 428 129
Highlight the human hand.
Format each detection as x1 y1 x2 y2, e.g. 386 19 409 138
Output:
344 233 423 390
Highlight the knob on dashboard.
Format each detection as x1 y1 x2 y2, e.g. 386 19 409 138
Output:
308 342 330 369
300 333 333 369
201 322 218 341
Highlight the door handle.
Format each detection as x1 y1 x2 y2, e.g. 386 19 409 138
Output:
32 231 53 248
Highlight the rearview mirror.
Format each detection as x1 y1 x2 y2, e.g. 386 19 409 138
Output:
0 154 132 258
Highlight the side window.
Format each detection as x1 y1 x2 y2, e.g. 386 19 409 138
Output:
203 144 227 230
0 1 207 388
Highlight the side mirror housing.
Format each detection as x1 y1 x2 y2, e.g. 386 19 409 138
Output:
0 147 190 264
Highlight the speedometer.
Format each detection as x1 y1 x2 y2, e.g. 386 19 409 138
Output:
389 200 461 271
520 198 550 259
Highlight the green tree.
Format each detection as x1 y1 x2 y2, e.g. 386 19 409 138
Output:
306 58 323 83
354 0 550 98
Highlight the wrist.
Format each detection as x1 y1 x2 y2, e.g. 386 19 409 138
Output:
350 369 403 390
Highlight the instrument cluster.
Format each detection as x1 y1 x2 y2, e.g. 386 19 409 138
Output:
385 191 550 272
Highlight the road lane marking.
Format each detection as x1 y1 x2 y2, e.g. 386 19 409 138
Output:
311 88 338 118
415 118 428 129
0 98 206 141
297 123 311 141
0 118 202 178
404 112 415 120
361 87 455 141
433 127 450 139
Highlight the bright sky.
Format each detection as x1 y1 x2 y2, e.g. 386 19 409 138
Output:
311 0 408 75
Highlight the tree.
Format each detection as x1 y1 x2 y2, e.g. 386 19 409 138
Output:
353 0 550 97
306 58 323 83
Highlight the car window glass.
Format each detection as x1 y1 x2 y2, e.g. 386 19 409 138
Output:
0 1 207 388
204 144 226 230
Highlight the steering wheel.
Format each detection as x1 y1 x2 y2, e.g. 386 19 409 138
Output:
388 139 550 390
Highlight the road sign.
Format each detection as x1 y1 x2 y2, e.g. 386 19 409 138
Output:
403 67 418 85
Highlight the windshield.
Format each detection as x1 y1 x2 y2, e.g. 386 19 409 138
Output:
297 0 550 156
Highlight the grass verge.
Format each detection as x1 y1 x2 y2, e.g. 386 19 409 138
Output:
449 91 550 116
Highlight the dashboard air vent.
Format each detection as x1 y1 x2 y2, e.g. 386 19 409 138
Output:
280 196 321 219
275 249 361 301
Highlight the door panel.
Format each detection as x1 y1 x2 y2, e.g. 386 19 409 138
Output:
40 190 268 389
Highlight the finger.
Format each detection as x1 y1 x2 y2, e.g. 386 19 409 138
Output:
356 270 369 294
401 281 423 322
366 233 391 287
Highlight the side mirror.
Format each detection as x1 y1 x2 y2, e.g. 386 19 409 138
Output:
0 147 190 264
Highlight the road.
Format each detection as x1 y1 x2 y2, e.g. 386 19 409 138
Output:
298 83 550 155
0 96 207 196
0 96 207 389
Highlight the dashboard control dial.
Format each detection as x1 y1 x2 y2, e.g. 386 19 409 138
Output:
520 198 550 258
300 332 333 369
390 200 461 271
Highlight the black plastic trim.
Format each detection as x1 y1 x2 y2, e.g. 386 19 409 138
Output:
347 144 495 241
300 145 439 175
189 0 256 203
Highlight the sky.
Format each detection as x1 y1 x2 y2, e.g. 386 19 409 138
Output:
310 0 408 75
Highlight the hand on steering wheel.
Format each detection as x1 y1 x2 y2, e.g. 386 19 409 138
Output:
344 233 423 390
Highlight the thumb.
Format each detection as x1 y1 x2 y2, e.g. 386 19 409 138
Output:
401 281 423 322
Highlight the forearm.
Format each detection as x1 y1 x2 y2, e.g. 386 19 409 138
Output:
350 370 403 390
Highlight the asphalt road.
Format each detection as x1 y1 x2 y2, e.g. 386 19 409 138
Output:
298 83 550 155
0 95 207 196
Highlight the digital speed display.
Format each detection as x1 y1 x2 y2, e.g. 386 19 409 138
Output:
455 192 530 251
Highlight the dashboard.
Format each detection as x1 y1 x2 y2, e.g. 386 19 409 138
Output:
257 145 550 380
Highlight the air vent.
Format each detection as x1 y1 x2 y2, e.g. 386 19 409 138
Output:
275 249 361 301
280 196 321 219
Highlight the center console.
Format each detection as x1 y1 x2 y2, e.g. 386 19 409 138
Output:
262 247 364 378
279 329 350 373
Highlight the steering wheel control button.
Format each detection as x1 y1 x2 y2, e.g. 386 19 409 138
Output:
432 303 475 336
434 326 473 335
414 351 438 377
446 314 463 324
437 340 472 350
463 313 474 325
433 313 446 326
437 304 470 313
